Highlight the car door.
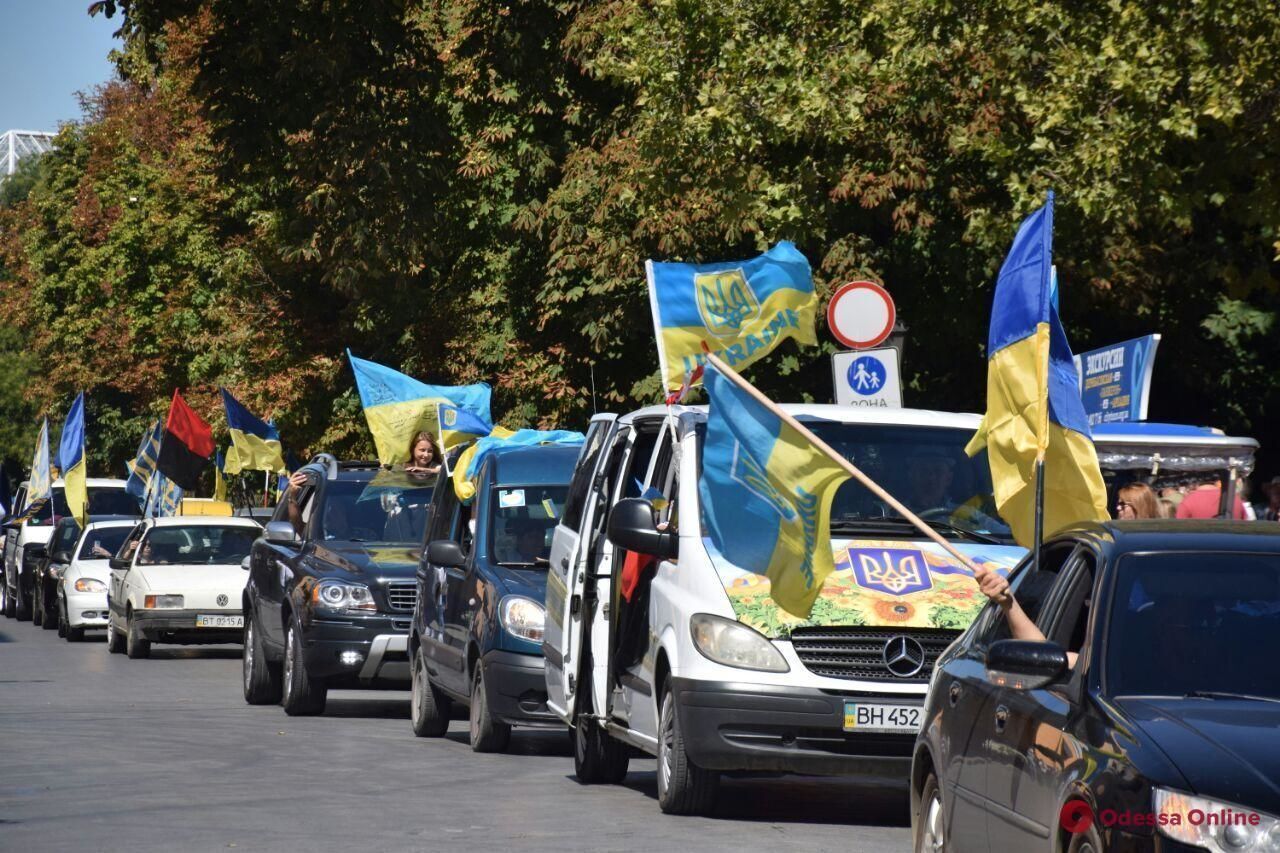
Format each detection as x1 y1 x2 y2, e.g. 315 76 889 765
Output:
430 483 476 694
254 480 312 650
940 541 1078 853
987 547 1098 851
109 523 147 626
545 413 617 717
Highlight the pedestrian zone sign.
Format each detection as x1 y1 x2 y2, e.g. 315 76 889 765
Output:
832 348 902 408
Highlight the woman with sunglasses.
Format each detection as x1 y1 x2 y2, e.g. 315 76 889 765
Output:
1114 481 1160 520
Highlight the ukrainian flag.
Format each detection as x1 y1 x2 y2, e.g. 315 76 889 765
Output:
221 389 285 474
213 450 228 503
20 418 53 519
646 241 817 392
437 402 493 452
700 365 850 618
965 192 1108 547
348 351 492 466
451 428 580 504
58 393 88 526
125 420 163 501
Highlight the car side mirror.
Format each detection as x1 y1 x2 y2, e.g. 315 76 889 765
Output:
109 556 131 572
607 498 678 560
427 539 466 569
241 556 251 571
264 521 299 545
985 639 1069 690
52 550 72 563
27 544 47 559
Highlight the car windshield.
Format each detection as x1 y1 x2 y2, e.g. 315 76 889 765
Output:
1105 552 1280 700
696 421 1014 543
488 485 569 567
137 526 260 566
27 487 139 526
313 478 436 544
78 527 133 561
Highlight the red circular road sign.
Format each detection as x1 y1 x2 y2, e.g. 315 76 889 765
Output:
827 281 896 349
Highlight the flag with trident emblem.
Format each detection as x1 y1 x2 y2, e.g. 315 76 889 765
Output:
645 241 817 394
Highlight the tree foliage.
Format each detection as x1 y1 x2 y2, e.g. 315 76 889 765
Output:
1 0 1278 480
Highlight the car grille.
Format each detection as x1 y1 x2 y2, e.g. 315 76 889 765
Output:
788 627 959 683
385 581 416 612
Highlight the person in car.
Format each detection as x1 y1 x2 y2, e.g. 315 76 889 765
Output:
1114 482 1160 519
904 451 955 513
975 566 1081 669
405 431 442 475
498 518 548 563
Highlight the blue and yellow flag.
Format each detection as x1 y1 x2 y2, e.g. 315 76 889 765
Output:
221 388 285 474
451 428 580 503
20 418 53 520
437 402 493 452
348 351 492 466
700 365 850 618
58 392 88 526
213 449 228 503
125 420 162 502
646 241 817 392
965 192 1107 547
144 469 183 518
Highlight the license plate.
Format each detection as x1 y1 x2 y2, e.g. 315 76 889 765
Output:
195 614 243 629
843 701 921 733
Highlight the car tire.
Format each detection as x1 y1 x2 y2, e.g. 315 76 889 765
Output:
1066 813 1104 853
281 622 326 716
125 613 151 659
242 614 282 705
66 623 84 643
56 600 68 638
468 661 511 753
410 646 451 737
15 585 31 621
915 772 946 853
106 620 125 654
32 584 43 626
656 685 719 815
573 716 630 784
1 582 12 618
39 587 57 630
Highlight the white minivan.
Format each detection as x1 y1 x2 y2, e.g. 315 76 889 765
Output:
544 404 1026 814
2 478 136 620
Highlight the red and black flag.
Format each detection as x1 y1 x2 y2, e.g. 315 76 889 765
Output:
156 390 215 491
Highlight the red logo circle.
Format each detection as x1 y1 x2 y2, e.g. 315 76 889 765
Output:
1060 801 1094 833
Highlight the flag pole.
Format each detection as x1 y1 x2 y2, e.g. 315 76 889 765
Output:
1032 453 1045 574
703 351 986 576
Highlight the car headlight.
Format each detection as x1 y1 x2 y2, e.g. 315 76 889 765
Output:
690 613 789 672
499 596 545 642
74 578 106 593
1155 788 1280 852
48 566 63 580
144 594 184 608
311 580 376 613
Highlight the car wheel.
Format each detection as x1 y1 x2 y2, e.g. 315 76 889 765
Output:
1 581 11 618
656 685 719 815
15 584 31 621
410 646 451 737
573 716 630 784
125 613 151 659
1066 814 1104 853
915 772 946 853
242 614 282 705
39 587 57 630
468 661 511 753
32 584 43 626
56 599 68 637
281 622 326 716
106 619 125 654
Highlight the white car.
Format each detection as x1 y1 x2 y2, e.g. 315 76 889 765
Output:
106 516 262 659
57 519 139 642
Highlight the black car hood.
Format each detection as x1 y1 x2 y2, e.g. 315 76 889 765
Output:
1118 697 1280 816
490 565 549 600
309 542 420 578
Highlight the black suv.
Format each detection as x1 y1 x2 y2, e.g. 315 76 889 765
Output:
241 455 436 715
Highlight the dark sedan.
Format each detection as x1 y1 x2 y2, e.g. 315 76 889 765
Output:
912 521 1280 853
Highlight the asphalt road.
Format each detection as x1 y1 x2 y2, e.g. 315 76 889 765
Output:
0 623 911 853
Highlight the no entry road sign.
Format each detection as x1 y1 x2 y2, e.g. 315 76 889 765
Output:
826 281 896 350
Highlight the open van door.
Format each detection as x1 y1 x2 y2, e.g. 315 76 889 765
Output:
545 414 618 718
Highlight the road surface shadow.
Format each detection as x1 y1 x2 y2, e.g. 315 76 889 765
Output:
605 769 911 827
442 727 573 757
139 646 242 661
322 693 412 719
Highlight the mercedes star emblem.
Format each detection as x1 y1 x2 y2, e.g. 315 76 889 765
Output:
216 594 229 607
883 636 926 678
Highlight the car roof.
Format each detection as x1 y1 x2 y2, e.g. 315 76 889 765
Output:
83 518 142 531
1056 519 1280 554
144 516 262 529
40 478 129 489
484 444 580 485
619 403 983 431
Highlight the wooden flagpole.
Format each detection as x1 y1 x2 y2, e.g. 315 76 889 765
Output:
704 351 994 579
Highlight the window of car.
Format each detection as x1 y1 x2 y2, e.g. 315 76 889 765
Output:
78 526 133 561
561 419 613 532
1104 551 1280 699
309 477 435 544
1039 549 1098 653
137 526 259 565
490 484 569 567
51 520 82 556
980 542 1077 645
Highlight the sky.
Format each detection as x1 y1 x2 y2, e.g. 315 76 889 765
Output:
0 0 121 132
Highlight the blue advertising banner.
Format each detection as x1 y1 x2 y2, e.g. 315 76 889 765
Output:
1075 334 1161 427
